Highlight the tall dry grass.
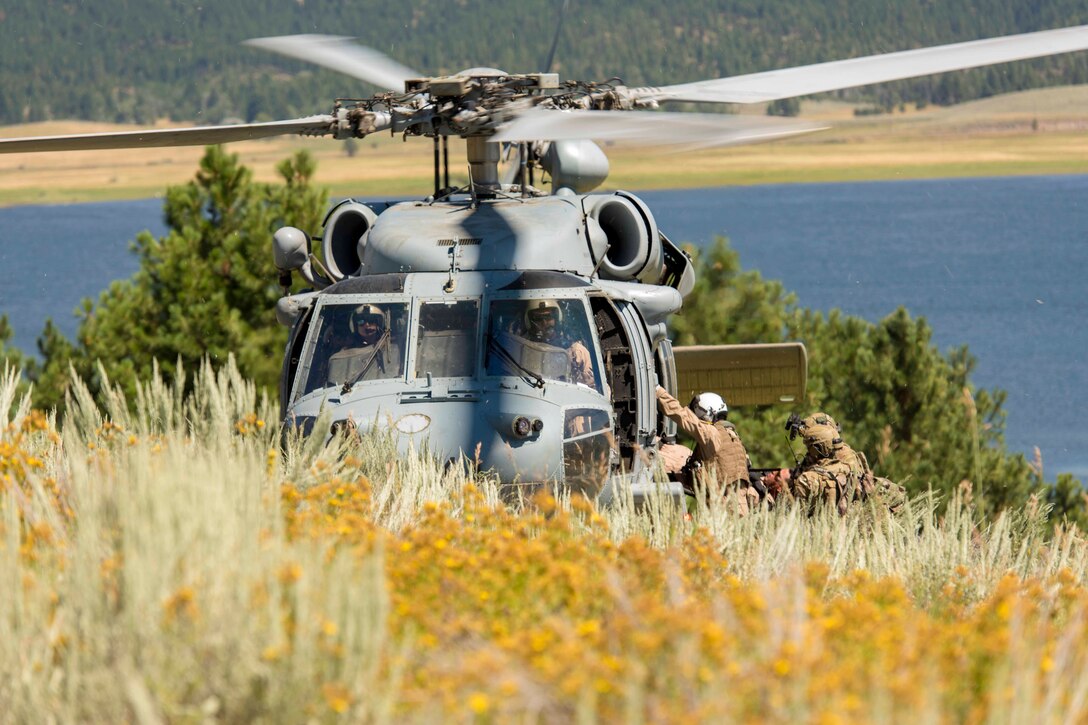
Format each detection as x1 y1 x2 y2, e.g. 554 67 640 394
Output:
3 361 1088 722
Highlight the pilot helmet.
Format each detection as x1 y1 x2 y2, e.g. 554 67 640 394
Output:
351 303 386 330
524 299 563 329
689 392 728 422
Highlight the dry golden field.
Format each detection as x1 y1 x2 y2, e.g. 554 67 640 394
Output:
2 86 1088 206
4 362 1088 722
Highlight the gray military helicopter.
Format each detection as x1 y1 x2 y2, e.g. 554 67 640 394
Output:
3 23 1088 501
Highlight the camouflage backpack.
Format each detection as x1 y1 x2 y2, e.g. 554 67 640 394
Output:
872 476 907 514
796 462 906 517
794 462 857 516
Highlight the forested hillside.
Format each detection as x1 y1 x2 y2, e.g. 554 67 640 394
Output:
2 0 1088 126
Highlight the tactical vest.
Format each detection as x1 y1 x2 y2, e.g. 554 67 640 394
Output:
694 421 750 486
795 460 906 516
833 442 871 476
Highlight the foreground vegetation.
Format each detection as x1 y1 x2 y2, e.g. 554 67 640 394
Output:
4 362 1088 722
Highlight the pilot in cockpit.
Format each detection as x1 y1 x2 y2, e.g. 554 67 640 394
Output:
518 299 595 388
325 303 402 385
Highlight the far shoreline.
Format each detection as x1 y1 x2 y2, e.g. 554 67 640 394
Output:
3 85 1088 207
3 164 1088 210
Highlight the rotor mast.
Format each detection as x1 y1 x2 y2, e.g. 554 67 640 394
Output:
466 137 502 189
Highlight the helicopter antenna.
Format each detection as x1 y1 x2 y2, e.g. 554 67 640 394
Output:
443 136 450 190
519 142 529 197
520 0 568 189
467 163 479 208
498 0 569 191
433 134 441 197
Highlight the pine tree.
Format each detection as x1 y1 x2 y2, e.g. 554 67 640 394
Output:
0 315 32 412
671 236 1069 518
27 147 327 409
1047 473 1088 529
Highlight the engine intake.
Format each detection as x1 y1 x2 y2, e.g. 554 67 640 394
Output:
322 200 380 279
584 191 663 282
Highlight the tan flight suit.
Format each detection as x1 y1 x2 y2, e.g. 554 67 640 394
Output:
567 341 595 388
558 341 596 439
510 320 595 389
658 442 693 476
655 387 757 513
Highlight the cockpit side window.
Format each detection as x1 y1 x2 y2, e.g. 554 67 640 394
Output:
415 300 479 378
299 301 409 397
485 298 603 393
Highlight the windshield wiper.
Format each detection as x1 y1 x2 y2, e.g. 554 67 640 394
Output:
341 330 391 395
487 334 545 389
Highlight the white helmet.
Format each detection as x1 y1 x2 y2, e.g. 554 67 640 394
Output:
689 392 727 422
352 303 387 330
523 299 563 329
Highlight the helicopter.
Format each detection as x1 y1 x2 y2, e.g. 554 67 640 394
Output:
2 24 1088 503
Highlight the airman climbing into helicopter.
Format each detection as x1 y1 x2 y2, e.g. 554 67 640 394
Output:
655 386 765 515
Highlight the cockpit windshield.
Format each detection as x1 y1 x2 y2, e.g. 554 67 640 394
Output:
486 298 603 393
414 300 479 378
300 301 409 397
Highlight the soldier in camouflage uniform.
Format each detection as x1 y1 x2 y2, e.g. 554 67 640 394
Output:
800 412 871 477
655 386 761 514
783 422 857 515
776 412 906 515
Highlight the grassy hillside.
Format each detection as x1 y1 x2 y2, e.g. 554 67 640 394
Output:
3 362 1088 721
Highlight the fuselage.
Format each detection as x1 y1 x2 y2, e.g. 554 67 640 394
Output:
276 192 689 500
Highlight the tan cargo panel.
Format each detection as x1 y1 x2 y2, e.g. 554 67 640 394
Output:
673 343 807 407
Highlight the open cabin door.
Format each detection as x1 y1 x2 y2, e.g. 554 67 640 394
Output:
672 343 808 407
590 296 656 471
654 339 679 441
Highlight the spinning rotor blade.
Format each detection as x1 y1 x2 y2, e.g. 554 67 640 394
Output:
642 24 1088 104
498 0 570 186
0 116 337 154
543 0 570 74
245 35 421 92
493 109 825 149
499 142 525 186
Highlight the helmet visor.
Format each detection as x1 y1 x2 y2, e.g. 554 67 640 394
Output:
354 313 384 328
528 309 558 325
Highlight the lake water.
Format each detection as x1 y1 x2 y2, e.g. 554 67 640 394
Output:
0 176 1085 477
